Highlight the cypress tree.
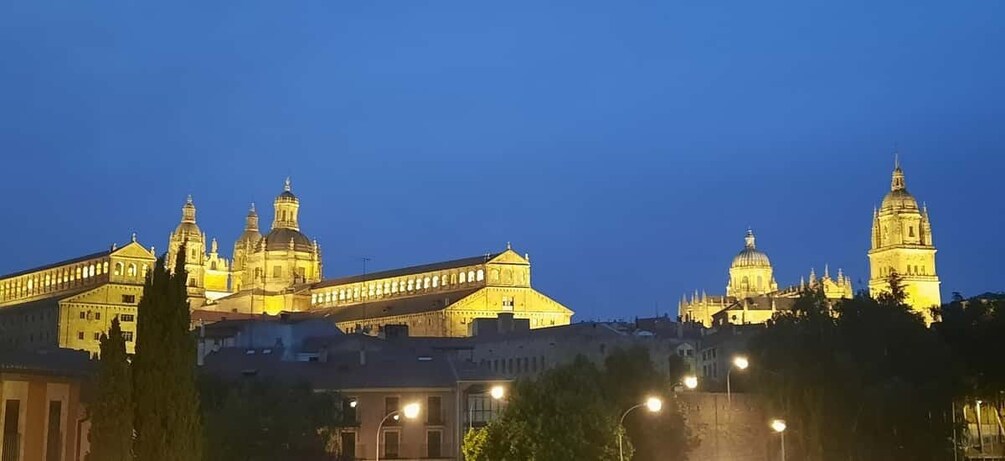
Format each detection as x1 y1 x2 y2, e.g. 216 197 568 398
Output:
133 248 203 461
87 317 133 461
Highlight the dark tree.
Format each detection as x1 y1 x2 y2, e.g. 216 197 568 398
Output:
87 317 133 461
133 249 203 461
200 375 342 461
750 278 958 461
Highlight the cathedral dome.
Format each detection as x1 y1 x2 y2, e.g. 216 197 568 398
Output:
879 163 919 212
731 229 771 268
173 196 203 240
235 203 263 249
262 228 313 252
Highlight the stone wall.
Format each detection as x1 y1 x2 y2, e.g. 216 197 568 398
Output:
678 392 776 461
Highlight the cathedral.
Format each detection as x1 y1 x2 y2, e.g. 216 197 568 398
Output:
680 157 940 326
167 179 573 337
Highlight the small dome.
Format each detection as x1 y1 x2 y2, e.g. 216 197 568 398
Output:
262 228 313 252
173 222 202 239
731 229 771 268
880 189 919 212
276 177 298 202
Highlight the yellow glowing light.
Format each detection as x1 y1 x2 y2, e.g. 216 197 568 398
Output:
403 402 421 419
771 419 787 433
490 385 505 400
733 356 749 370
683 375 699 390
645 397 663 413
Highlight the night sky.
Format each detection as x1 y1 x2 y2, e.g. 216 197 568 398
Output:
1 1 1003 321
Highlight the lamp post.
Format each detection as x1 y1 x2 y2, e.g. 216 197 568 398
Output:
770 419 787 461
618 397 663 461
727 356 749 404
469 385 506 430
376 402 420 461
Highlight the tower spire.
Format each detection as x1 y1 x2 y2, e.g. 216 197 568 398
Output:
744 227 756 249
284 177 292 192
891 152 906 191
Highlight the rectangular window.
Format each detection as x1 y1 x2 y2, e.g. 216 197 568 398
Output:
95 312 101 320
122 332 134 342
119 314 135 322
427 430 442 458
77 331 84 340
340 432 356 459
342 398 358 425
121 294 136 304
2 399 21 461
384 397 399 416
383 431 399 458
46 400 62 461
427 396 442 425
93 332 101 341
79 312 85 319
273 266 282 278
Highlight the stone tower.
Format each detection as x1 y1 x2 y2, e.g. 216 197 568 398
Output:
231 203 262 292
166 195 207 296
868 156 941 319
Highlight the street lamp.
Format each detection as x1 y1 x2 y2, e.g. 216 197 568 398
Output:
682 375 699 390
618 397 663 461
727 355 749 404
770 419 786 461
376 402 421 461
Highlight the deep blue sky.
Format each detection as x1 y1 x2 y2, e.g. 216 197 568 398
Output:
1 1 1003 321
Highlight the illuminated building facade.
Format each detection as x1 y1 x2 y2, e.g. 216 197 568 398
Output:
868 157 941 319
172 179 572 336
0 237 155 355
679 229 853 327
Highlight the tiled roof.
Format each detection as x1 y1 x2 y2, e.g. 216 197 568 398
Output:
318 288 481 323
0 348 94 377
0 250 111 280
202 340 505 390
313 253 500 289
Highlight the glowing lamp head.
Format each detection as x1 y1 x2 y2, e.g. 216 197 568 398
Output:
733 356 749 370
771 419 787 433
349 399 358 408
683 375 699 390
490 385 506 400
645 397 663 413
402 402 421 420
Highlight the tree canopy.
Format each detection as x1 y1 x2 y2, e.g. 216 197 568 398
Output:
86 317 133 461
749 274 958 460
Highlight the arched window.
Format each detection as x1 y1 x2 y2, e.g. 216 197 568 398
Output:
103 262 109 274
391 281 398 293
128 264 137 277
115 263 124 276
75 267 82 280
468 271 475 283
142 265 149 278
368 284 375 297
89 264 95 277
383 282 390 295
339 289 345 301
353 287 360 299
424 277 430 289
432 276 439 288
311 294 318 305
376 284 383 296
476 269 484 281
407 280 414 291
909 226 915 237
459 272 466 283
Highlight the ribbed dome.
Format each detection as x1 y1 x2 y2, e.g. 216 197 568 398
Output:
880 189 919 212
731 229 771 268
262 228 313 252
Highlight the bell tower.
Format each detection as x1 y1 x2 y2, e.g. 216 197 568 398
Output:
868 155 941 319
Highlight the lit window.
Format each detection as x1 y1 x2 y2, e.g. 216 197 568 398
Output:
76 267 82 280
468 271 475 283
103 262 109 274
384 282 390 294
128 264 137 277
392 281 398 293
89 264 95 277
368 284 375 297
407 280 414 291
122 331 133 342
376 284 383 296
459 272 466 283
432 276 439 288
477 269 484 281
339 290 346 300
312 294 318 304
424 277 430 289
